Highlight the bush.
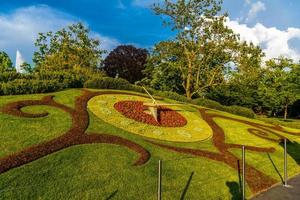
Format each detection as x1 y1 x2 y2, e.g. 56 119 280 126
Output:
155 91 191 103
0 79 65 95
223 105 255 118
0 71 31 83
192 98 224 110
84 77 133 90
192 98 255 118
0 70 106 96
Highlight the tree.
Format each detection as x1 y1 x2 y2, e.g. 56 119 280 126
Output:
20 62 34 74
33 22 105 72
103 45 148 83
140 41 185 94
259 58 299 120
153 0 239 99
207 42 266 112
0 51 14 72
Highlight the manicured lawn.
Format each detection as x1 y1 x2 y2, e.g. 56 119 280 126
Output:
0 89 299 199
258 116 300 129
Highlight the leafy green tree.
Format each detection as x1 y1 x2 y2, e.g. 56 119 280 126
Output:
259 57 299 120
33 22 105 72
207 41 266 113
103 45 148 83
0 51 14 72
152 0 239 99
20 62 34 74
234 42 265 74
140 41 185 94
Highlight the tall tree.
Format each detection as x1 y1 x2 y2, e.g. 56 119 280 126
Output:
33 22 105 72
0 51 14 72
103 45 148 83
140 41 186 94
259 57 299 120
153 0 238 98
207 42 266 111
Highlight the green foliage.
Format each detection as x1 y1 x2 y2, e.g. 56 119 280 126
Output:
0 51 14 72
193 98 224 110
20 62 34 74
84 77 132 90
0 79 65 95
233 42 265 73
140 41 186 94
33 22 105 71
0 70 105 95
0 71 24 83
152 0 239 98
193 98 255 118
156 90 191 103
259 58 299 119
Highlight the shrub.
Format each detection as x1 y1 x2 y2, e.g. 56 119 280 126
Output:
84 77 133 90
192 98 224 110
155 91 191 103
0 79 65 95
223 105 255 118
0 72 25 83
192 98 255 118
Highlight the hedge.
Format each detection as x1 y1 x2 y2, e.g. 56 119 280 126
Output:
0 79 65 95
192 98 255 118
0 70 105 95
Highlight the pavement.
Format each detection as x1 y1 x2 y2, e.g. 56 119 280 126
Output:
251 175 300 200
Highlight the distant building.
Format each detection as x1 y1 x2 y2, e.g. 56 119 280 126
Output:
15 50 25 73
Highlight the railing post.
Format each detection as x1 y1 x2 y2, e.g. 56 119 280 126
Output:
157 160 162 200
242 145 245 200
284 138 288 187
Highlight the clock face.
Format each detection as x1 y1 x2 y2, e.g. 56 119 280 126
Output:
88 94 213 142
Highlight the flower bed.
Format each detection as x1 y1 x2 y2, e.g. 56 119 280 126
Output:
114 100 187 127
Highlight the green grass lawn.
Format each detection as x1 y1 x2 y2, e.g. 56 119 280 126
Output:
0 89 299 200
258 116 300 129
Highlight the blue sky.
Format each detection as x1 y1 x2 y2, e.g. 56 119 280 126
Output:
1 0 300 64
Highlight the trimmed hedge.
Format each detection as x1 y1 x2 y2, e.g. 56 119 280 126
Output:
193 98 255 118
0 72 32 83
0 70 104 95
84 77 132 90
0 79 65 95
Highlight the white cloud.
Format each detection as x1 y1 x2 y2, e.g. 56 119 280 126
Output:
226 18 300 61
246 1 266 21
91 32 120 53
0 5 119 65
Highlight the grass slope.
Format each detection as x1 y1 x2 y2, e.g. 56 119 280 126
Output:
0 89 299 200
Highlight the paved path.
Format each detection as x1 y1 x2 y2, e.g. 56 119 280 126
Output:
252 175 300 200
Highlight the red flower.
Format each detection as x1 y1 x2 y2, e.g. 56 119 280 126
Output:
114 101 187 127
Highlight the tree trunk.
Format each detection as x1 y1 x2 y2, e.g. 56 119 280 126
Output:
284 104 288 120
186 60 193 99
